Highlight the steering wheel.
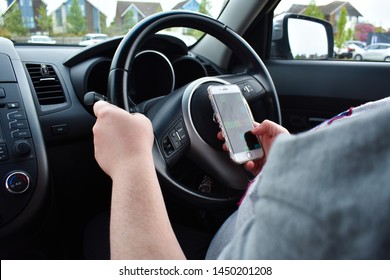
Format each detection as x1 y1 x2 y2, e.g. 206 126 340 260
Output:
108 11 281 208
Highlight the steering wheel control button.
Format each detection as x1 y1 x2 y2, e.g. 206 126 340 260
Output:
175 122 187 143
238 80 265 99
162 137 175 157
169 129 182 149
5 171 31 194
165 121 189 153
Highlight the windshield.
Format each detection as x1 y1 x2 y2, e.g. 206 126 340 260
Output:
0 0 227 46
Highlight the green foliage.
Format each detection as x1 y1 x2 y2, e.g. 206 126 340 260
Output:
122 9 136 33
304 0 324 20
335 6 348 49
36 5 52 34
186 28 204 39
346 28 353 41
374 26 387 33
99 14 107 34
67 0 86 35
198 0 211 15
3 3 28 36
185 0 212 39
0 26 12 39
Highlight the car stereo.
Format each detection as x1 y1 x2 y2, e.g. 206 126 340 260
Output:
0 83 38 227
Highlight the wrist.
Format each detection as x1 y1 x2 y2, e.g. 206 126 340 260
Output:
110 150 154 184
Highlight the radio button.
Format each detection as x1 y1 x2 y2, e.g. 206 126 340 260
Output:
12 129 31 138
0 88 5 98
7 111 26 120
14 141 31 156
7 103 19 109
9 120 28 129
0 144 8 161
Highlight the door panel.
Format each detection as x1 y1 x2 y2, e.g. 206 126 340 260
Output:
266 60 390 133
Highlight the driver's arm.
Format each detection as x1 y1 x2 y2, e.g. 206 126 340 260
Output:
93 101 186 259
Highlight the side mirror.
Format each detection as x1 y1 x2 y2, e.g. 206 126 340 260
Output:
271 13 334 60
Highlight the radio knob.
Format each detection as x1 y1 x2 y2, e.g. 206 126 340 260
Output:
14 141 31 156
5 171 31 194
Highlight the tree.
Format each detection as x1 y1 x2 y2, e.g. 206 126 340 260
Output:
67 0 86 35
99 13 107 34
304 0 324 20
122 9 136 34
335 6 348 49
198 0 211 16
3 3 28 36
354 23 375 42
36 5 52 35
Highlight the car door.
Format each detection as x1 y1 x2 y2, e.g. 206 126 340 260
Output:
365 44 381 61
255 0 390 134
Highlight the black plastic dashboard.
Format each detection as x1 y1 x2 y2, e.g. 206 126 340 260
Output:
0 38 49 239
0 34 223 242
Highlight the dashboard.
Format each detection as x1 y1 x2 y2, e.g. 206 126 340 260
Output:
69 35 220 106
0 33 223 242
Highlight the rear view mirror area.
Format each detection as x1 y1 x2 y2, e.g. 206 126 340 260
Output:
272 13 334 60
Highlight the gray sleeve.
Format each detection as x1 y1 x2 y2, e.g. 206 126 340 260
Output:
217 106 390 259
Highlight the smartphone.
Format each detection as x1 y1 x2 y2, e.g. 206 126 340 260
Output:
208 84 264 164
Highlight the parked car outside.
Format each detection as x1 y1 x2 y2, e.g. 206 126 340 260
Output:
27 35 56 44
334 40 366 59
79 33 108 46
354 43 390 62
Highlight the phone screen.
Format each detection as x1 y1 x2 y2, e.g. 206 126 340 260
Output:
212 91 261 154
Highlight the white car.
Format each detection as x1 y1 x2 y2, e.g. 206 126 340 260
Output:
27 35 56 44
354 43 390 62
79 33 108 46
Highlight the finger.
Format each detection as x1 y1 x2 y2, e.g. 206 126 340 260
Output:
93 100 111 118
217 131 224 140
251 121 268 135
244 160 255 172
222 143 227 151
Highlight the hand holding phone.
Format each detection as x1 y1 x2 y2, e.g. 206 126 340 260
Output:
208 84 264 164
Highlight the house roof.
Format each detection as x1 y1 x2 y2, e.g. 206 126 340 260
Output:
173 0 200 11
116 1 162 19
319 1 362 17
172 1 188 10
286 1 362 18
51 0 106 17
2 0 48 16
286 4 306 14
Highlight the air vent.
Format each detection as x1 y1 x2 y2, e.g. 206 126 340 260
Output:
25 63 66 105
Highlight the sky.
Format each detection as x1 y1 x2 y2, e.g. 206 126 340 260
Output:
1 0 389 29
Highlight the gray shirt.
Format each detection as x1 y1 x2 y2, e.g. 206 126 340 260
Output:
207 98 390 259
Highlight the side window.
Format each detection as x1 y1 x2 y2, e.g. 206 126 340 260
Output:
272 0 390 62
